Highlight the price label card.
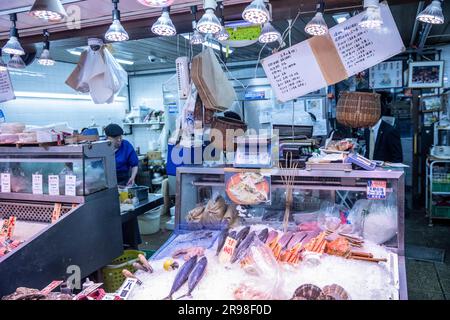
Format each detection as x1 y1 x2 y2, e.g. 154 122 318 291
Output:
65 175 77 196
116 278 139 300
32 174 43 195
1 173 11 193
218 237 238 264
48 175 59 196
367 180 387 200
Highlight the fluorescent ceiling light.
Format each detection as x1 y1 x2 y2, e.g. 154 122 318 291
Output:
67 49 134 65
181 34 233 53
14 91 127 102
332 13 351 24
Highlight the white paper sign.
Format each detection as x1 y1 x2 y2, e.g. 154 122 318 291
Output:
262 3 404 102
1 173 11 193
0 70 15 103
65 175 77 196
313 119 328 136
330 2 405 78
261 41 327 102
32 174 43 195
48 175 60 196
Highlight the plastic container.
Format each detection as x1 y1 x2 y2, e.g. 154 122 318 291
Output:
138 207 162 235
101 250 145 293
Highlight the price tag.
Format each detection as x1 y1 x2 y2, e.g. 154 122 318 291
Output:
40 280 64 295
116 278 139 300
48 175 59 196
218 237 238 264
51 203 62 224
73 283 103 300
1 173 11 193
65 175 77 196
367 180 387 200
32 174 43 195
102 294 120 300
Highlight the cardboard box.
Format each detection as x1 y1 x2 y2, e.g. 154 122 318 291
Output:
147 151 162 160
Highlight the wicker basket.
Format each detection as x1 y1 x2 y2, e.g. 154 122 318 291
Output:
210 116 247 151
336 92 381 128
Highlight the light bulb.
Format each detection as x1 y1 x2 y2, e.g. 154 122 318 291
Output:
359 6 383 29
305 12 328 36
417 0 444 24
37 49 55 66
105 19 129 42
29 0 67 22
137 0 174 7
242 0 270 25
151 11 177 36
215 26 230 41
8 55 26 69
258 22 281 43
2 36 25 56
191 30 205 45
197 9 222 34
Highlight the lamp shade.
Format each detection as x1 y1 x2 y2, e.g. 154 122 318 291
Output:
151 11 177 36
305 12 328 36
197 9 222 34
137 0 174 7
38 49 55 66
29 0 67 21
258 22 281 43
2 36 25 56
242 0 270 25
191 30 205 45
215 26 230 41
359 6 383 29
105 19 129 42
417 0 444 24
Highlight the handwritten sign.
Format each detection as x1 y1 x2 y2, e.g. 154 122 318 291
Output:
48 175 60 196
65 175 77 196
367 180 387 200
51 203 62 224
262 2 404 102
218 236 238 264
1 173 11 193
330 3 405 77
0 70 15 103
262 41 327 102
32 174 43 195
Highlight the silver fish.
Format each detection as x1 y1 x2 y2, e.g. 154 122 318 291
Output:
258 228 269 243
177 257 208 299
231 231 256 264
235 226 251 248
163 255 198 300
216 228 229 256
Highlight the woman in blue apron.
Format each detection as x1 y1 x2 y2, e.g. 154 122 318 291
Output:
105 124 141 249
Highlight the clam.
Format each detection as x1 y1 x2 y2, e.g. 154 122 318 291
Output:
292 284 323 300
321 284 351 300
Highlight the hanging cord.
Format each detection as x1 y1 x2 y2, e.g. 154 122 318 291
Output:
277 10 301 50
213 50 249 91
254 42 268 79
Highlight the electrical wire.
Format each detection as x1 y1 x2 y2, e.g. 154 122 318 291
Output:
254 42 268 79
213 50 249 91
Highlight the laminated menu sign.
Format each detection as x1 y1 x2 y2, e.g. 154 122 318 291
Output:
48 175 59 196
1 173 11 193
32 174 43 195
65 175 77 196
367 180 387 200
0 70 15 103
262 2 405 102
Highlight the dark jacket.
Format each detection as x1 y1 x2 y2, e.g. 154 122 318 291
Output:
364 120 403 163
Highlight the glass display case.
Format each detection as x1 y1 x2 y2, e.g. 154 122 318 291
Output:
144 166 407 300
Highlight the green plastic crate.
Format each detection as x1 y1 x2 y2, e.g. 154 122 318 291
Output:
432 206 450 218
101 250 146 293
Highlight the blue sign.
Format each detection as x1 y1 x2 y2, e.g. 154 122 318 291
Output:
244 91 266 101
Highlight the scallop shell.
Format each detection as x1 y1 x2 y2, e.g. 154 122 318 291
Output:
321 284 351 300
317 294 335 300
293 284 323 300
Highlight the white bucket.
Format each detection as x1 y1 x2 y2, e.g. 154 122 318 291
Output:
138 206 162 235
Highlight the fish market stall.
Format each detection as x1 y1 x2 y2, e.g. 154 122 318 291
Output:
120 166 406 300
0 142 123 296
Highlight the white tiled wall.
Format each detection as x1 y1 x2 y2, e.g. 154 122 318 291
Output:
129 73 174 111
1 60 128 132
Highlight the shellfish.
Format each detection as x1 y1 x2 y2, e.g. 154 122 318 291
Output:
320 284 351 300
292 284 323 300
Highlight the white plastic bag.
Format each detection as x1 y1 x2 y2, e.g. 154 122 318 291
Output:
103 47 128 96
362 195 398 244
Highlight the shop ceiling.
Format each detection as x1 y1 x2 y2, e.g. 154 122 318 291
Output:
0 0 449 72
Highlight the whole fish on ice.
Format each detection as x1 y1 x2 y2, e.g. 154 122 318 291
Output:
177 256 208 300
216 228 229 256
231 231 256 263
163 255 198 300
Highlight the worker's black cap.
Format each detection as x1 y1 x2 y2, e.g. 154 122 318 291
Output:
104 124 124 138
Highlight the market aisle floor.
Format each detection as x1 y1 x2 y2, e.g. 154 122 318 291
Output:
405 210 450 300
139 211 450 300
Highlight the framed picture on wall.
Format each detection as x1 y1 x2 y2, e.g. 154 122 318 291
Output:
369 61 403 89
408 61 444 88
